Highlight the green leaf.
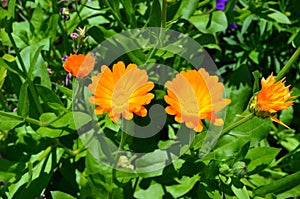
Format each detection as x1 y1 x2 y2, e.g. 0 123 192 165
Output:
30 4 44 32
231 185 250 199
27 45 45 79
244 147 280 173
134 183 164 199
51 191 77 199
267 8 291 24
279 135 299 152
48 103 68 112
224 65 252 128
252 70 261 94
2 53 15 62
148 0 161 27
0 7 8 20
166 175 200 198
56 84 73 98
120 0 137 27
8 148 64 198
104 114 120 132
230 116 272 147
135 149 176 177
259 19 267 36
203 43 222 51
276 183 300 199
0 157 19 180
72 112 92 129
190 131 206 150
19 44 51 88
49 112 91 129
254 170 300 196
201 134 250 161
241 14 254 35
36 126 70 138
46 14 59 39
0 112 23 130
85 151 118 195
114 169 138 185
36 85 63 106
36 112 91 137
292 31 300 48
7 0 16 19
158 140 179 150
174 0 198 20
110 0 121 19
279 106 293 130
10 22 30 48
189 11 228 34
65 1 103 32
17 81 29 117
249 50 259 64
39 112 56 123
0 63 7 89
0 57 25 79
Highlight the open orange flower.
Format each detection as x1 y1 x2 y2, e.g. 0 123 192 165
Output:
249 73 295 128
88 61 154 121
63 54 95 78
164 68 231 132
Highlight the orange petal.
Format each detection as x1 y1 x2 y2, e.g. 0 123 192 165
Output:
270 116 291 129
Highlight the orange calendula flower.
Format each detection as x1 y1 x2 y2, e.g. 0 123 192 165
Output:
164 68 231 132
88 61 154 121
249 73 295 129
63 54 95 78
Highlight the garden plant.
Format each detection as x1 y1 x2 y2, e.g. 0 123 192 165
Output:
0 0 300 198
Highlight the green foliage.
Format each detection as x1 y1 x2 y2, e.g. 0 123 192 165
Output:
0 0 299 198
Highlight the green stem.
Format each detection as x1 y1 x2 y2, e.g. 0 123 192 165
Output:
0 111 67 127
119 119 132 150
41 112 68 126
254 170 300 196
27 81 43 114
199 0 211 7
119 130 128 150
6 25 27 75
37 146 52 162
127 52 144 66
222 113 255 135
75 0 83 22
162 0 167 28
189 129 195 145
0 111 24 121
132 177 139 194
271 147 300 167
0 110 40 126
276 46 300 81
54 139 77 157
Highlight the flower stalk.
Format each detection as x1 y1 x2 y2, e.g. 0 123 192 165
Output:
221 113 254 135
119 119 131 150
0 111 67 127
276 46 300 81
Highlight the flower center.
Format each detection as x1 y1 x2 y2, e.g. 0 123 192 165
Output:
181 99 200 117
112 89 130 113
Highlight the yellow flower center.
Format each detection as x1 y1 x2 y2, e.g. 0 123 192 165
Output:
182 100 199 116
112 89 130 113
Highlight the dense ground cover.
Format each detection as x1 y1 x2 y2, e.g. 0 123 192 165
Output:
0 0 300 198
